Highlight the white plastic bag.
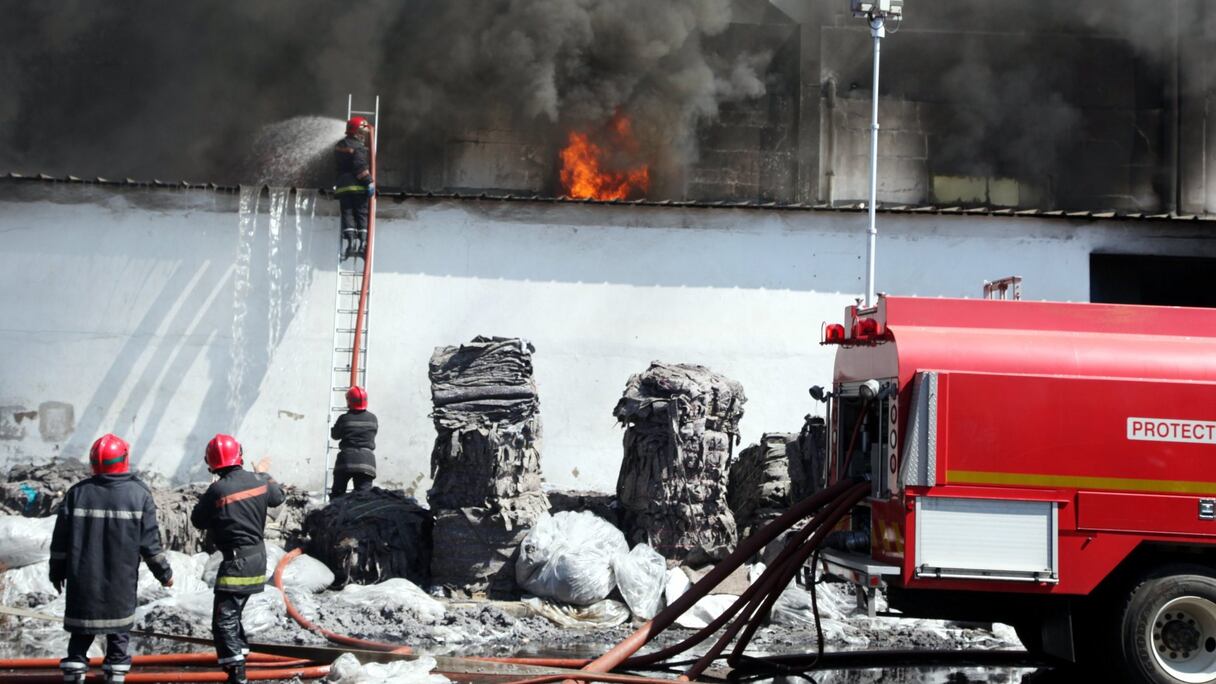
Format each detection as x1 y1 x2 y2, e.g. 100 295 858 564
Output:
0 515 56 569
515 511 629 606
521 596 631 628
281 553 334 593
138 551 209 604
334 578 445 625
612 543 667 620
326 652 450 684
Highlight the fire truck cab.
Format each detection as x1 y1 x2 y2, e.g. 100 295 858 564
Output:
819 294 1216 684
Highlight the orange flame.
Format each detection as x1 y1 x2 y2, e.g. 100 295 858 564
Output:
559 115 650 200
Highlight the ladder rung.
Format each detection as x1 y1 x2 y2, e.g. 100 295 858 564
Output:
336 309 359 314
350 110 376 116
335 328 368 334
338 270 363 276
333 348 367 353
338 290 363 295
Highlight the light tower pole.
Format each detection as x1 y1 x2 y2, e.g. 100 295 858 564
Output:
850 0 902 307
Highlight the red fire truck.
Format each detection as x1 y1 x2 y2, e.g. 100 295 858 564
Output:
817 294 1216 684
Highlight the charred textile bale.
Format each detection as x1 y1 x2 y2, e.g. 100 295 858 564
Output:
303 488 432 587
430 492 548 598
787 415 827 503
428 336 549 596
728 433 795 538
1 460 92 517
614 362 746 565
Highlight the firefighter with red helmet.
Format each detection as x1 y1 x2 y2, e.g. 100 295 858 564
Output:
190 434 285 684
334 116 374 260
329 385 378 498
50 434 173 684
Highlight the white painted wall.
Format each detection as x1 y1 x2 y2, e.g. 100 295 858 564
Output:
1 182 1213 494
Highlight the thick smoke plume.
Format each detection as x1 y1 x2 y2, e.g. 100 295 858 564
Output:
0 1 772 187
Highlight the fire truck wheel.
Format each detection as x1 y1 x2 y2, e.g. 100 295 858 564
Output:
1121 566 1216 684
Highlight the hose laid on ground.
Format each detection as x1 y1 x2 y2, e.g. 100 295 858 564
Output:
8 665 330 683
0 653 301 670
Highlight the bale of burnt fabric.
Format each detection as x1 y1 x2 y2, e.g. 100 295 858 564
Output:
303 488 432 587
787 415 828 503
614 362 746 565
1 460 92 517
428 336 550 596
728 433 795 538
431 491 548 598
428 336 544 509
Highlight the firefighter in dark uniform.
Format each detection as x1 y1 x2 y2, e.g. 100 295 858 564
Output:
334 116 374 260
50 434 174 684
330 385 378 498
190 434 285 684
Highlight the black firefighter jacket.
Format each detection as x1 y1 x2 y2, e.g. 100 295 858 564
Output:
190 467 285 594
49 473 173 634
334 135 371 196
331 409 378 478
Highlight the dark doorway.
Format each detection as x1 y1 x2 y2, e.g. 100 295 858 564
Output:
1090 253 1216 308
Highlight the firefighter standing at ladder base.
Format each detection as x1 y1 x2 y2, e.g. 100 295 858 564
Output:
334 116 374 260
330 385 378 498
50 434 174 684
190 434 285 684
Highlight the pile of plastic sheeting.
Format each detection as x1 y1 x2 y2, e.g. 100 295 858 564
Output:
728 433 795 538
516 511 667 622
614 362 746 565
428 336 549 597
303 488 432 587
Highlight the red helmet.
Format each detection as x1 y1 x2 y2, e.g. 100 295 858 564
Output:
89 434 130 475
346 116 370 136
346 385 368 411
204 433 243 472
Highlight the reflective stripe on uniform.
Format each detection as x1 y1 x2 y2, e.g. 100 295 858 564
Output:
217 654 246 665
216 574 266 587
64 613 135 629
336 462 376 477
60 662 88 672
102 663 132 673
334 185 366 195
215 485 267 508
69 508 142 520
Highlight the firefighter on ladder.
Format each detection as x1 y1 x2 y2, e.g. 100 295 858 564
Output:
190 434 285 684
330 385 378 498
50 434 174 684
334 116 374 260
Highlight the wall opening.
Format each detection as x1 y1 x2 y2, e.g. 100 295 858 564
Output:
1090 253 1216 308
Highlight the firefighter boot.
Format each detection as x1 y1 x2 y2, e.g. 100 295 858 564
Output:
223 663 248 684
59 667 86 684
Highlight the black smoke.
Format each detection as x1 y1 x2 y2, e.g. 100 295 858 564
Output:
0 1 773 187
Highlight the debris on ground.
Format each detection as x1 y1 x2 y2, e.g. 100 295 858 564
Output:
728 432 794 539
428 336 550 597
326 652 450 684
303 487 432 587
0 514 55 570
614 361 745 565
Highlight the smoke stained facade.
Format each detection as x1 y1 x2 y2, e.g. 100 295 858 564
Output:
5 0 1216 212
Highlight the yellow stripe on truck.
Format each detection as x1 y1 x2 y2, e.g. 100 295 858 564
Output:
949 470 1216 495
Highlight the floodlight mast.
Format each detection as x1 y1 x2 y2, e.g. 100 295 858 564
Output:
850 0 902 307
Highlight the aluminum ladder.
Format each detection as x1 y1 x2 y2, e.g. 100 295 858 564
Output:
323 94 380 499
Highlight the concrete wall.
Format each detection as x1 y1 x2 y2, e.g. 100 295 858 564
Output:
2 180 1214 494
